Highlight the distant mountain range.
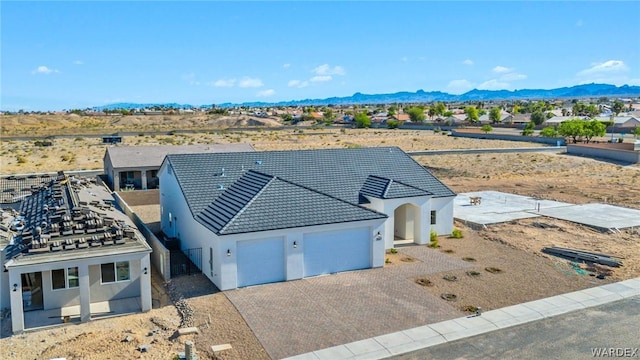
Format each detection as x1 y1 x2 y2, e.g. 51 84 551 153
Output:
96 83 640 110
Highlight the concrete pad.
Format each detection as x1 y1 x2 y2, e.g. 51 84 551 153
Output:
581 286 621 299
535 203 640 230
402 325 442 341
373 332 413 348
561 290 598 303
454 191 572 226
344 338 385 355
210 344 232 352
618 278 640 290
428 319 467 335
313 345 354 360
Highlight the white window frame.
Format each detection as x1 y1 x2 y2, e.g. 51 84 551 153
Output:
51 267 79 290
100 261 131 284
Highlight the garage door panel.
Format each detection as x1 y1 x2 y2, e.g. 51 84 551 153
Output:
304 227 370 277
237 238 285 287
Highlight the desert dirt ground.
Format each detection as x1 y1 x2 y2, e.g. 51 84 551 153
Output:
1 115 639 359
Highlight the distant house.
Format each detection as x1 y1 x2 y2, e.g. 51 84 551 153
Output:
444 114 468 125
544 116 589 126
594 116 640 128
511 114 531 125
392 114 410 122
478 111 513 124
1 173 152 333
158 147 456 290
103 144 255 191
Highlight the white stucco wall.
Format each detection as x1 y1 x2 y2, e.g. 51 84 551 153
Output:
432 196 455 236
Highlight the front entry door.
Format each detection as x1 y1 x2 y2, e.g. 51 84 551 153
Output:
21 272 44 311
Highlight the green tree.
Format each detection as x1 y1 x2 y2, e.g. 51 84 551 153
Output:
612 100 625 116
323 109 335 123
583 120 606 143
632 127 640 138
443 110 454 117
281 113 293 122
434 102 447 116
530 110 546 126
354 112 371 128
427 107 437 120
572 102 599 118
489 107 502 123
407 107 426 122
558 119 586 143
540 126 558 137
521 122 535 136
464 106 479 122
481 124 493 133
386 120 401 129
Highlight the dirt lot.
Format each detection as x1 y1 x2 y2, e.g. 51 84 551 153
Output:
1 117 639 359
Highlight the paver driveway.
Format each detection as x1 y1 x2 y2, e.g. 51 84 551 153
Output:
225 246 472 359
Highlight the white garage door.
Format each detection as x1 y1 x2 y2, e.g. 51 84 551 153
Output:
237 238 285 287
304 227 371 277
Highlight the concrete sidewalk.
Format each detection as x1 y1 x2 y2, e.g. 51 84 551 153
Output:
285 278 640 360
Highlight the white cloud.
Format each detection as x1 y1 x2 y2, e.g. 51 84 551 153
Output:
257 89 275 97
462 59 474 66
310 75 332 83
492 66 512 73
31 65 59 75
478 79 510 90
500 72 527 81
288 79 309 88
238 77 264 88
212 78 236 87
447 79 475 93
312 64 345 76
72 60 84 65
282 63 291 69
578 60 628 76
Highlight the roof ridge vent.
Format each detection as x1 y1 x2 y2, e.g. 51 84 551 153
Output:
221 167 226 177
218 183 225 190
255 160 263 165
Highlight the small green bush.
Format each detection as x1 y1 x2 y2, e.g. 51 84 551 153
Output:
390 248 398 254
451 229 464 239
429 230 439 248
16 155 27 164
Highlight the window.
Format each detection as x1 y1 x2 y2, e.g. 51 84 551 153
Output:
52 267 79 290
430 210 437 225
101 261 130 283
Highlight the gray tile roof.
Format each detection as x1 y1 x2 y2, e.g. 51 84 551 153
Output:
105 144 255 169
166 147 455 234
196 170 386 235
359 175 432 200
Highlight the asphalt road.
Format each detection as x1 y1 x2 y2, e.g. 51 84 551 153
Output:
393 296 640 360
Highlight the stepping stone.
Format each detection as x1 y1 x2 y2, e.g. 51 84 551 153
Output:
211 344 232 352
178 327 199 335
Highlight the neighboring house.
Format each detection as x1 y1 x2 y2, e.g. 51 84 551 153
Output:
104 144 255 191
392 114 410 122
511 114 531 125
544 116 589 126
594 116 640 128
478 111 513 124
158 147 456 290
444 114 467 124
1 172 152 334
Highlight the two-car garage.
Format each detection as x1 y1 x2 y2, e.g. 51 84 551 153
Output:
234 227 372 288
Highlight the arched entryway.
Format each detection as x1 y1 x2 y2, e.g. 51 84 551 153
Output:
393 203 421 245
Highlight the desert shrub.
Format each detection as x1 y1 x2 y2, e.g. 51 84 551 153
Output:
429 230 439 248
390 248 398 254
451 229 463 238
16 155 27 164
385 257 391 264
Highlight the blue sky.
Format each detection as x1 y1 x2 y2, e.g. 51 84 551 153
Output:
2 1 639 111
